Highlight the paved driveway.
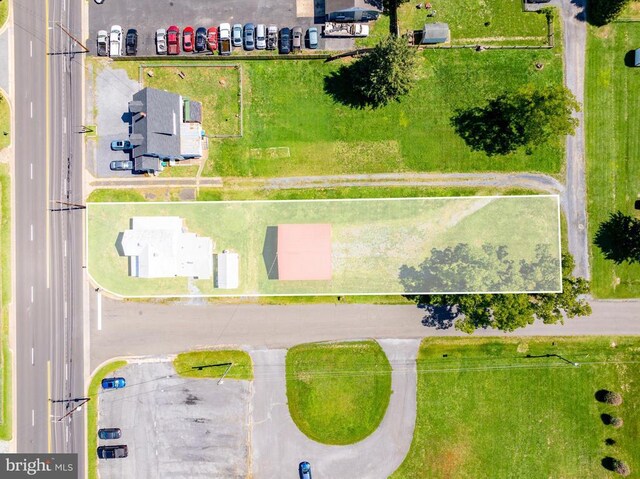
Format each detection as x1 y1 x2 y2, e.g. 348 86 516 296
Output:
96 360 250 479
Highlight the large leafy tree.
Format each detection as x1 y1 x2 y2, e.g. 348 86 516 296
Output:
350 35 416 108
451 85 580 156
588 0 630 26
594 211 640 264
407 253 591 334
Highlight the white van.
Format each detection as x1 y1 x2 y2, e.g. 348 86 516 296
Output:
256 24 266 50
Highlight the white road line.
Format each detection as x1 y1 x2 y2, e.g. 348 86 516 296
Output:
65 363 68 381
63 60 66 73
31 348 34 365
30 286 34 303
62 117 66 134
65 424 69 443
97 293 102 331
30 224 33 241
30 102 33 118
62 0 66 11
64 239 67 257
30 163 33 180
30 40 33 57
31 410 35 427
64 300 67 320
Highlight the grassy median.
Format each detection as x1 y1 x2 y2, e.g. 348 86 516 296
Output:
286 340 392 445
0 93 9 150
173 350 253 381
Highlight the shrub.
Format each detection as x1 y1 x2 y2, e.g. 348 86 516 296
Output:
613 459 631 477
604 391 624 405
611 417 624 428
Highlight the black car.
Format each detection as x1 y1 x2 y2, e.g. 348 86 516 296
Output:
195 27 207 52
97 445 128 459
279 27 291 54
125 29 137 55
98 428 122 440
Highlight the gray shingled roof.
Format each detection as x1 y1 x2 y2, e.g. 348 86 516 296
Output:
129 88 182 159
325 0 382 14
422 23 450 43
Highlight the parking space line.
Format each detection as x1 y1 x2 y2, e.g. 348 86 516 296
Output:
31 409 35 427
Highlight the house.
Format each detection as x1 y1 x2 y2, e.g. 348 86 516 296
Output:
276 224 332 281
120 216 213 280
325 0 382 22
421 23 450 44
128 87 204 173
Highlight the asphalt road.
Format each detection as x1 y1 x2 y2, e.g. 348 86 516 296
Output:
14 0 85 469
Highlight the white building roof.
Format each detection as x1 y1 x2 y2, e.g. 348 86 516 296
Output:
217 251 239 289
121 216 213 280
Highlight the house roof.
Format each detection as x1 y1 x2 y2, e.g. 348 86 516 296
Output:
325 0 382 14
277 224 332 281
217 251 239 289
421 23 450 43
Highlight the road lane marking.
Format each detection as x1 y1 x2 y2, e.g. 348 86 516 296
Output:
30 163 33 180
62 0 66 11
31 286 34 303
31 409 35 427
30 41 33 57
30 224 33 241
62 117 66 134
65 425 69 444
64 239 67 257
97 293 102 330
31 348 34 365
64 300 67 320
65 363 68 381
45 0 51 289
48 361 52 452
30 102 33 118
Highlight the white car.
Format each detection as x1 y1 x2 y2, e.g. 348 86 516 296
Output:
109 25 123 57
255 24 266 50
156 28 167 54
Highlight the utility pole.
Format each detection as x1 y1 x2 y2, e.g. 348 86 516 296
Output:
56 22 89 53
50 397 91 422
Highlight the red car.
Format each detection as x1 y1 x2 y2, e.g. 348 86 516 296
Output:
167 25 180 55
183 26 194 52
206 27 218 52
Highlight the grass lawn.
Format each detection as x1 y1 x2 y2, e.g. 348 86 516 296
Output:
173 350 253 380
202 47 563 178
585 23 640 297
0 2 7 31
0 93 10 150
0 165 10 439
286 340 392 445
87 361 127 479
391 337 640 479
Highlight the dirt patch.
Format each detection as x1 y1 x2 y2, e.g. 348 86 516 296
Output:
593 25 612 40
430 440 471 479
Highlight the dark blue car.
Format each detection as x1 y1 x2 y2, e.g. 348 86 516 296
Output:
98 428 122 440
299 461 312 479
101 377 126 390
244 23 255 50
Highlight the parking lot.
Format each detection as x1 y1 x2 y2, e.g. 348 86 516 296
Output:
88 0 341 56
97 361 251 479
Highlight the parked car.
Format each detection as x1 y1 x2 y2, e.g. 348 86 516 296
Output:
97 30 108 56
109 160 134 171
307 27 318 49
244 23 255 50
256 24 266 49
195 27 207 52
110 140 132 151
98 428 122 440
109 25 123 57
167 25 180 55
219 23 232 55
97 445 128 459
183 26 194 52
292 26 302 51
206 27 218 52
101 377 126 389
266 24 278 50
279 27 291 54
232 23 243 47
155 29 167 54
299 462 312 479
125 29 138 56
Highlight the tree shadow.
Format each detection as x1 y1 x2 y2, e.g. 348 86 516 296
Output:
601 457 616 472
624 50 639 68
114 232 125 256
605 438 616 446
262 226 279 280
570 0 587 22
595 389 611 402
601 413 613 425
594 211 640 265
417 302 457 329
323 65 367 109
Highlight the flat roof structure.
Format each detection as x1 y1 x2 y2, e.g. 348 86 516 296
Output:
217 251 239 289
277 224 332 281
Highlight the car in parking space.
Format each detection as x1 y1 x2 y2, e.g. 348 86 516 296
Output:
299 462 312 479
156 29 167 54
110 140 132 151
109 25 123 57
195 27 207 52
183 26 194 52
98 428 122 440
256 24 266 50
206 27 218 52
244 23 255 50
232 24 243 47
279 27 291 54
109 160 134 171
307 27 318 49
97 445 128 459
292 26 302 51
97 30 108 56
125 28 138 56
167 25 180 55
101 377 126 389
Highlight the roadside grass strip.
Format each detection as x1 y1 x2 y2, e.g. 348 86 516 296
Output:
0 166 10 439
87 195 561 297
173 350 253 381
286 341 392 445
87 361 128 479
391 337 640 479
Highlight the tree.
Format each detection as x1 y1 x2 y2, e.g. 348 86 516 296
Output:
603 391 624 406
613 459 631 477
594 211 640 264
451 85 580 156
350 35 416 108
588 0 630 26
610 417 624 428
406 252 591 333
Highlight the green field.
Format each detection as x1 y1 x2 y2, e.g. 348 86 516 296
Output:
391 337 640 479
87 196 561 297
0 2 7 31
0 93 9 150
173 350 253 380
0 165 11 439
286 341 392 445
585 23 640 297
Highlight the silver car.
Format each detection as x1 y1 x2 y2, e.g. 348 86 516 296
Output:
232 24 243 47
156 28 167 54
256 24 266 50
